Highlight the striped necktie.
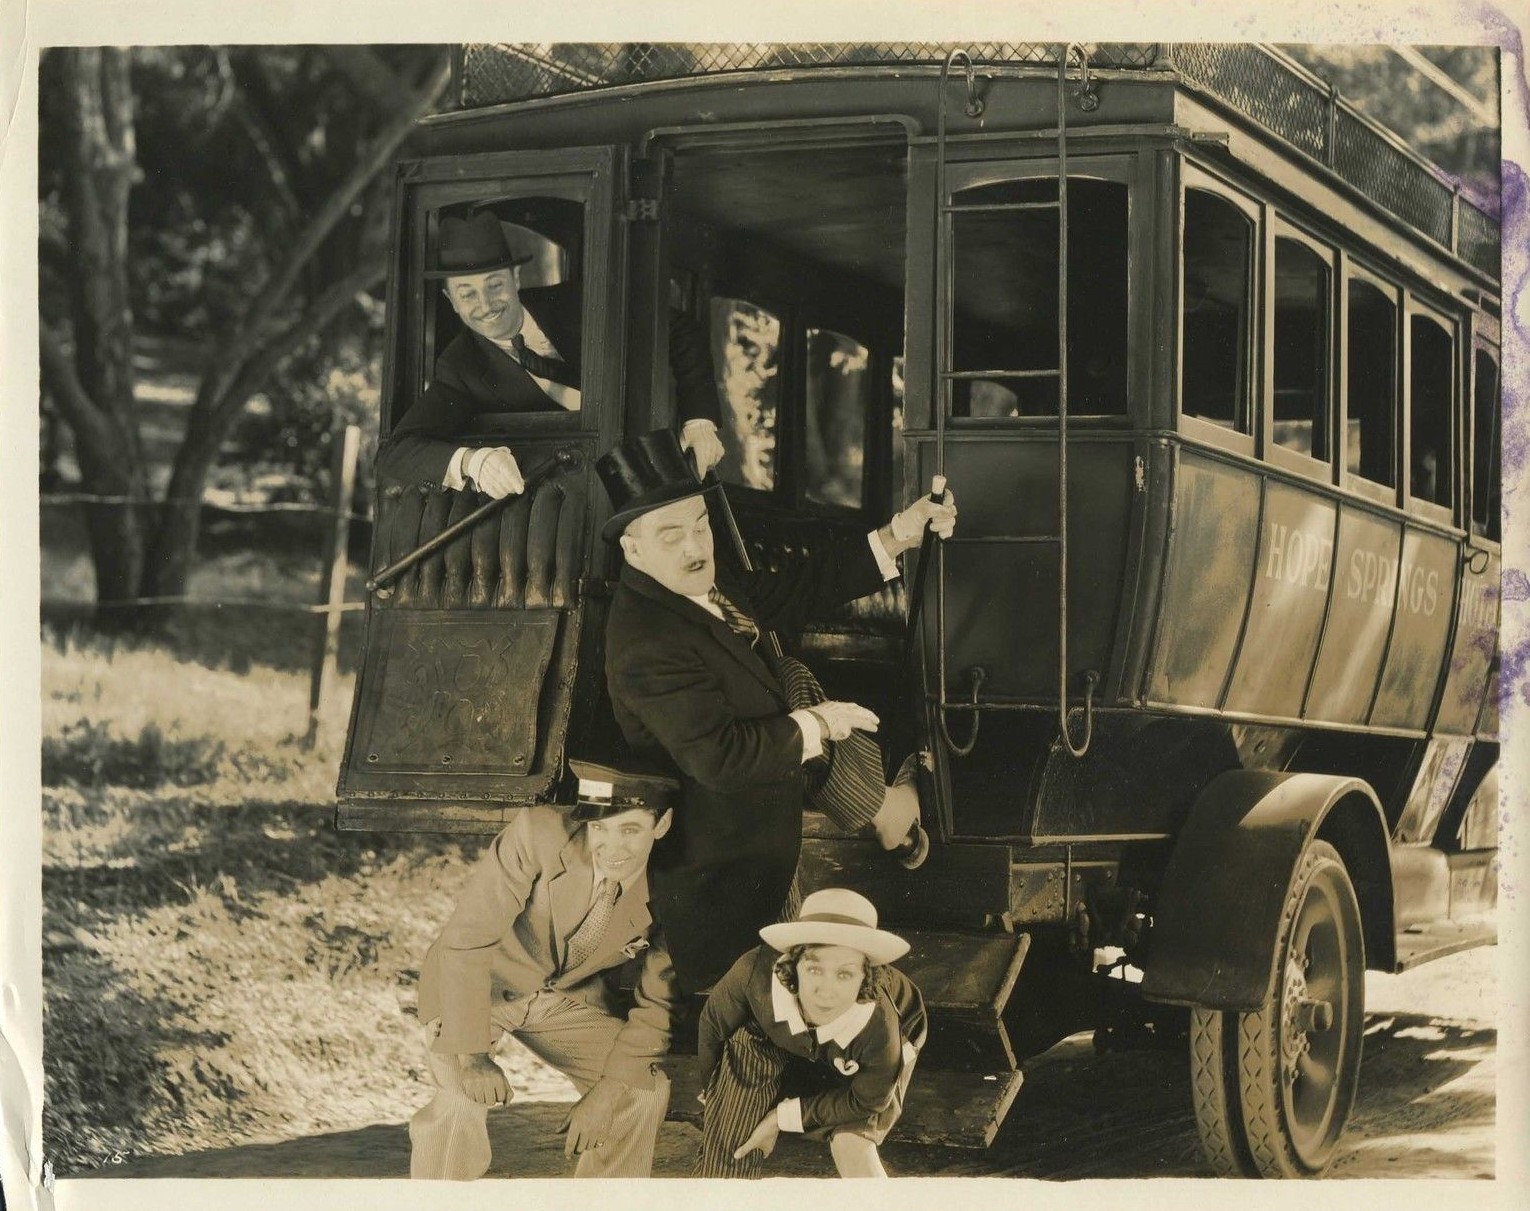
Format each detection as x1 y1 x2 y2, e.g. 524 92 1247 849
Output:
708 587 759 647
562 877 620 973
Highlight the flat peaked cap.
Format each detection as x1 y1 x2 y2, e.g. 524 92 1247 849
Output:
595 428 708 541
569 759 680 821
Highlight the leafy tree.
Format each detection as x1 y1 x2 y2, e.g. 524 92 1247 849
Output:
38 45 448 620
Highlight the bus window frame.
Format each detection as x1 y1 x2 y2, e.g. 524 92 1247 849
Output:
937 153 1139 430
1338 257 1404 509
1177 163 1260 458
390 146 621 446
1401 296 1460 529
1263 215 1338 487
1469 320 1502 546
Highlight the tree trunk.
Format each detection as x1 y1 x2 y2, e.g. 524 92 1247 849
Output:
47 47 148 619
142 52 449 599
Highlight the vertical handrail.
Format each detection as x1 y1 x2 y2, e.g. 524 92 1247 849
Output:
932 50 982 756
1058 43 1096 757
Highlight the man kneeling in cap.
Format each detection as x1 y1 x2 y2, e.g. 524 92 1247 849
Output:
409 762 680 1179
695 888 927 1178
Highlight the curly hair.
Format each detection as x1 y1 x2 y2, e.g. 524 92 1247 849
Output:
772 943 883 1004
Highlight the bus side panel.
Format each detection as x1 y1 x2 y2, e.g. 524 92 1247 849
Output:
1370 529 1459 729
1436 550 1500 736
1304 506 1402 724
1145 451 1258 709
1223 481 1336 717
916 437 1135 701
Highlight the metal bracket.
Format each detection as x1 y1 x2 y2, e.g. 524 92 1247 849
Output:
623 198 659 222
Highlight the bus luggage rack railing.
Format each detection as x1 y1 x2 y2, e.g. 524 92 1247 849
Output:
455 42 1498 282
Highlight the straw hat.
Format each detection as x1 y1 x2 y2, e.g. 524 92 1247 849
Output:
759 888 909 966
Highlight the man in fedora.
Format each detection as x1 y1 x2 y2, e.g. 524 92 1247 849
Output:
409 761 680 1180
379 206 725 497
594 430 957 997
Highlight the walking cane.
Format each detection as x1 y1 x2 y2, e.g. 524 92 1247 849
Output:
689 457 785 661
367 446 583 593
899 474 949 670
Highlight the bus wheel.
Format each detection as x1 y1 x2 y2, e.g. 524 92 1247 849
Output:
1188 840 1365 1177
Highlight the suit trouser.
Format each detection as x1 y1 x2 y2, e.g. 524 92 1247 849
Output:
410 989 671 1180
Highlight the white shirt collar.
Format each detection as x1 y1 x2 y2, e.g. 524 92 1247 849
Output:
487 309 558 360
770 976 877 1047
686 590 723 618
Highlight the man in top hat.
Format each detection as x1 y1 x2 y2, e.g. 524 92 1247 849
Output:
379 207 725 497
595 430 957 996
409 761 680 1180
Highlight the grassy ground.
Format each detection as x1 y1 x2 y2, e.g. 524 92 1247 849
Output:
39 621 577 1176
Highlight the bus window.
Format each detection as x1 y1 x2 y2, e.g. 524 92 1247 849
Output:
1409 314 1454 509
1182 189 1253 433
1345 279 1397 489
949 176 1127 418
803 329 870 509
709 297 782 491
425 197 585 417
1272 237 1331 461
1473 348 1501 540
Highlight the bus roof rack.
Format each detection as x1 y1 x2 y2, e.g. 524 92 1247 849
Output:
452 41 1498 283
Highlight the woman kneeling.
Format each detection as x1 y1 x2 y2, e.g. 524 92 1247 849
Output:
695 888 927 1178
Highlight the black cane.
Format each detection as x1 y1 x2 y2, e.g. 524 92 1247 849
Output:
689 459 785 662
899 474 949 670
366 446 583 593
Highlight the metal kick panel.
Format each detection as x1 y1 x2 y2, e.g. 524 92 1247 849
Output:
351 610 560 774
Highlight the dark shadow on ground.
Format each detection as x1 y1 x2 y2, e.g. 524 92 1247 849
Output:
72 1012 1494 1180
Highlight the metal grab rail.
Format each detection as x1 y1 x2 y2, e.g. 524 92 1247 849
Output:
1056 43 1096 759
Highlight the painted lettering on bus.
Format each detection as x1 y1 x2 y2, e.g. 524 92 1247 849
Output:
1263 522 1333 592
1457 578 1499 630
1343 549 1441 617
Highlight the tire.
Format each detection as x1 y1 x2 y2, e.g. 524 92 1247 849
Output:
1188 841 1366 1178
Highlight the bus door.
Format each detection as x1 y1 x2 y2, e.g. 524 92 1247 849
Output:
338 147 623 830
657 126 916 736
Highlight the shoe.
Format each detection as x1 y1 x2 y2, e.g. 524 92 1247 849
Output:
892 821 930 871
889 753 929 870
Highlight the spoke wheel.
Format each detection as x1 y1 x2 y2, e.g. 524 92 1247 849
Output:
1189 841 1365 1177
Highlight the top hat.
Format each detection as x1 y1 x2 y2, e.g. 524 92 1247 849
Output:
595 429 709 541
425 210 533 279
569 759 680 821
759 888 910 966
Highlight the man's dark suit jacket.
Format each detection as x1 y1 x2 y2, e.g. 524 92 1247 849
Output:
379 288 719 487
604 537 886 993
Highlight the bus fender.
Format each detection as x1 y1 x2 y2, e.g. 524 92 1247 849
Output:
1139 769 1391 1012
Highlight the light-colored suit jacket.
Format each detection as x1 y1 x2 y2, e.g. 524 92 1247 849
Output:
416 805 677 1087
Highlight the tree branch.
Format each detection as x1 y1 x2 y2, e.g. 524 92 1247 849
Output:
326 46 410 114
196 50 450 416
212 260 388 425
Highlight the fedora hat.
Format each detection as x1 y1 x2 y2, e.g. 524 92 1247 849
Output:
568 759 680 821
759 888 909 966
595 428 708 541
425 210 533 279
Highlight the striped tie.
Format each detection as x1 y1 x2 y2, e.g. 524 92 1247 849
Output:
563 878 620 973
707 587 760 647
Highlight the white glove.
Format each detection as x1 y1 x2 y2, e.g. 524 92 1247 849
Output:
681 419 726 477
808 701 881 742
889 484 958 547
464 446 525 499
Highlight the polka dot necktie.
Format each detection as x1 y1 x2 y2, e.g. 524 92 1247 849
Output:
562 878 620 973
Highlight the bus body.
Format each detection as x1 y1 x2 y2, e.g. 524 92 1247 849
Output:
339 43 1501 1176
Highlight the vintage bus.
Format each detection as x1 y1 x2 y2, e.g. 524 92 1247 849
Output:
337 43 1502 1178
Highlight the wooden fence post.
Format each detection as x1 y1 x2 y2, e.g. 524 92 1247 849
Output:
305 423 361 748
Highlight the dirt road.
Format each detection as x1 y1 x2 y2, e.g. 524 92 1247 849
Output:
87 944 1497 1181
